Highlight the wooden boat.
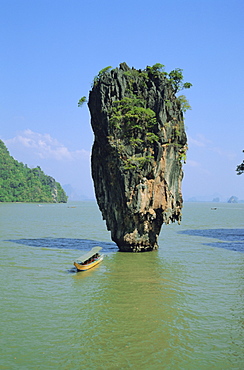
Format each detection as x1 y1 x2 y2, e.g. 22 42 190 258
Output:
74 246 103 271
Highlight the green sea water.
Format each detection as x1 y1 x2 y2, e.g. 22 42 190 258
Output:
0 201 243 369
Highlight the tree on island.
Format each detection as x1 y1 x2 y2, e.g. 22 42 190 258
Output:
0 140 67 203
236 150 244 175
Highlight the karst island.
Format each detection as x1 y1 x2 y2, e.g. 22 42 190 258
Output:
83 62 191 252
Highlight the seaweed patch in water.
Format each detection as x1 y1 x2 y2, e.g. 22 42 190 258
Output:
178 228 244 253
5 237 117 253
203 241 244 252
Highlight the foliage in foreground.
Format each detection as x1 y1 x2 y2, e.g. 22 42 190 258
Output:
0 140 68 203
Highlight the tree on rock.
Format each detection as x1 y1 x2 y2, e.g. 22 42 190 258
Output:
236 150 244 175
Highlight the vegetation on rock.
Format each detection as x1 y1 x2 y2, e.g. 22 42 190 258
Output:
0 140 68 203
93 66 113 86
104 64 191 171
78 96 87 107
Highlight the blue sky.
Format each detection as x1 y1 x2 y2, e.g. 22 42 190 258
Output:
1 0 243 201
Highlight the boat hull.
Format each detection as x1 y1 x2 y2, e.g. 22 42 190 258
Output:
74 256 103 271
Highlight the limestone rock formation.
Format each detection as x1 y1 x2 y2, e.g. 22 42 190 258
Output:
88 63 188 252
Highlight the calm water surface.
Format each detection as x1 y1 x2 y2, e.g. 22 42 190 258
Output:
0 202 243 369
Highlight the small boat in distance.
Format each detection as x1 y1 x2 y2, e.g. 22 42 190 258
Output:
74 246 103 271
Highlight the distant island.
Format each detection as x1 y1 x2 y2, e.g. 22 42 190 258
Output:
0 140 67 203
227 196 244 203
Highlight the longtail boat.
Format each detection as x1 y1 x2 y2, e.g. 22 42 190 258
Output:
74 246 103 271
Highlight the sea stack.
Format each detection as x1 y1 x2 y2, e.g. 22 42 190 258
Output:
88 63 188 252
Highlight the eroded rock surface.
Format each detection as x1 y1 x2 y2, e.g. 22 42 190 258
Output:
88 63 187 251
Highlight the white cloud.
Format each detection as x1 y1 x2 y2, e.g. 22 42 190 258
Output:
188 134 212 148
211 146 236 161
185 159 200 167
4 129 90 161
2 130 94 197
188 133 237 163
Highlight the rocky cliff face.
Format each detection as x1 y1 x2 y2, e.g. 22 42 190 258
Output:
88 63 188 252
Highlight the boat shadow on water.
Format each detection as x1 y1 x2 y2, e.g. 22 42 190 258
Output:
179 228 244 253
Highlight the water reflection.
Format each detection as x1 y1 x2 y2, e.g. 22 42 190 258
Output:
70 251 192 368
